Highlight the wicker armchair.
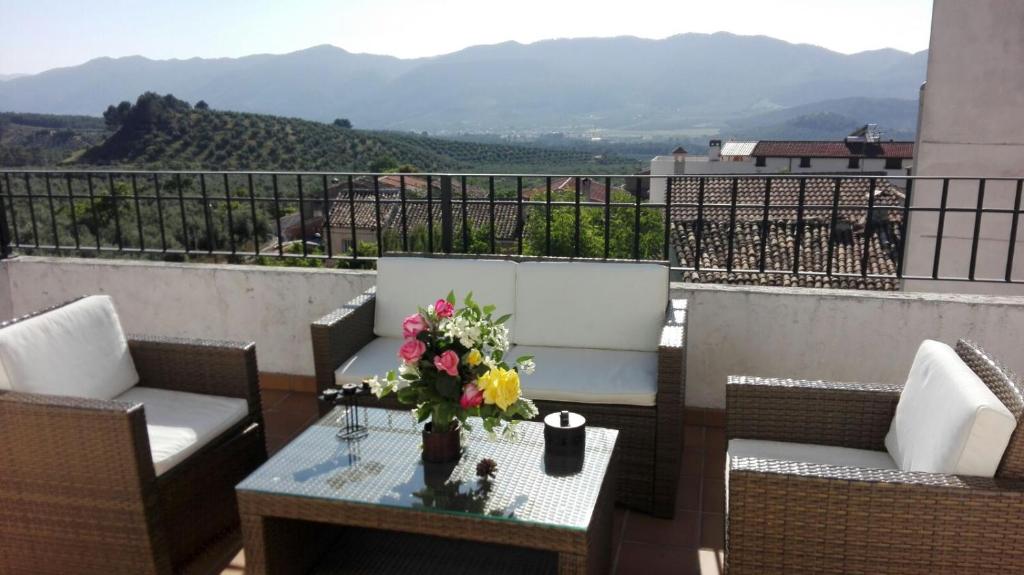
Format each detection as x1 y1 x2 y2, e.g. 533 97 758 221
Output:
725 339 1024 574
0 298 268 575
311 258 688 518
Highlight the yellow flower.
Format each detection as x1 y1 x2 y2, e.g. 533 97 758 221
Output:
464 348 483 367
477 367 520 411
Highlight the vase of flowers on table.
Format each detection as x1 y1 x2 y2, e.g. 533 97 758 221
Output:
367 292 538 463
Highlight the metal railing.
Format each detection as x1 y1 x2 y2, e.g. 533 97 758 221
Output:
0 169 1021 287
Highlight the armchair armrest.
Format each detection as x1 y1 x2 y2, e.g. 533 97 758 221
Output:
128 335 260 415
653 299 687 514
726 376 902 450
0 391 169 571
311 287 376 396
728 455 1024 573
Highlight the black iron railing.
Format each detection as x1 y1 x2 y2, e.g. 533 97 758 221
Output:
0 170 1021 287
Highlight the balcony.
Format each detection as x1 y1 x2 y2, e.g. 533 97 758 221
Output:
1 170 1022 574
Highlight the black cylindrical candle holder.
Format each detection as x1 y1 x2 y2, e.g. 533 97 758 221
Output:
544 410 586 475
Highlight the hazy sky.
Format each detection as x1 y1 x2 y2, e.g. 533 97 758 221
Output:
0 0 933 75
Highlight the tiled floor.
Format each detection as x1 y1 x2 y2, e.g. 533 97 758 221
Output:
223 392 726 575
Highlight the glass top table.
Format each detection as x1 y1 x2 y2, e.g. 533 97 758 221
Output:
237 406 619 532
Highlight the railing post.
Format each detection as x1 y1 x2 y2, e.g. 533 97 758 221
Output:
0 172 11 259
440 175 453 254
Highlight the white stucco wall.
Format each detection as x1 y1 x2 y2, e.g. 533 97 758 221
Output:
673 282 1024 408
905 0 1024 295
0 257 376 376
2 257 1020 409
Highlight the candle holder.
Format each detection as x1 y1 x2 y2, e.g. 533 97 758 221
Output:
318 382 371 440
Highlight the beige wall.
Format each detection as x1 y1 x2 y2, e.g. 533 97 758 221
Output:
906 0 1024 294
673 282 1024 408
0 257 376 376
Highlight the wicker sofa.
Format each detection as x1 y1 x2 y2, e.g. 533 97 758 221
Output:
726 338 1024 574
0 296 267 575
311 256 687 517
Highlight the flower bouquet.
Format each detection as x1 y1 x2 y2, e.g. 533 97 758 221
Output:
367 292 537 462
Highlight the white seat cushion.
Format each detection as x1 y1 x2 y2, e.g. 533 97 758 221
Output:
884 340 1016 477
514 262 668 352
729 439 897 470
512 345 658 406
374 257 518 339
0 295 139 399
115 386 249 476
334 337 404 385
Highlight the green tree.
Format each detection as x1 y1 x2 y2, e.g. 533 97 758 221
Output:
522 191 664 259
369 155 398 173
195 100 210 111
333 118 352 129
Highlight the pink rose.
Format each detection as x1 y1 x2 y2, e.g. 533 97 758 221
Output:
402 313 427 339
460 383 483 409
433 349 460 377
434 299 454 318
398 339 426 364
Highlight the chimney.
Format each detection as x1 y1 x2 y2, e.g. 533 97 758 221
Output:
672 146 688 164
708 139 722 161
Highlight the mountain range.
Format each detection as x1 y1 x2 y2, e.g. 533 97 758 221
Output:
0 32 927 134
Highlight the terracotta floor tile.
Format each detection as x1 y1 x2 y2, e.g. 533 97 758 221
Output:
701 479 725 515
704 427 726 453
703 448 726 479
700 513 725 549
616 541 701 575
622 510 700 548
697 548 725 575
259 389 291 412
676 474 702 511
681 448 704 477
684 425 705 447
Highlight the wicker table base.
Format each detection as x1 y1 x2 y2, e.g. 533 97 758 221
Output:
237 408 618 575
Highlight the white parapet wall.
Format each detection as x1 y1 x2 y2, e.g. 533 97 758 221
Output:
1 257 1021 408
0 257 376 377
673 282 1024 408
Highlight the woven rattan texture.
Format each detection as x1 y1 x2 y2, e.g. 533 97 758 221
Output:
957 338 1024 480
0 298 267 574
310 287 687 518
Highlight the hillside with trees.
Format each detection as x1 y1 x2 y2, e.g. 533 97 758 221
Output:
79 93 633 173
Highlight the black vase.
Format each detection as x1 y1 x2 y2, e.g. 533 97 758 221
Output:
422 421 461 463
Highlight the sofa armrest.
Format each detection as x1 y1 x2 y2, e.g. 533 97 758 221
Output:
653 299 687 513
128 335 261 416
311 287 377 397
728 456 1024 572
0 391 170 572
726 376 902 450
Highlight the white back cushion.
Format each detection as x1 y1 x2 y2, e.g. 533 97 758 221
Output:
514 262 668 351
0 296 139 399
374 258 518 339
885 340 1017 477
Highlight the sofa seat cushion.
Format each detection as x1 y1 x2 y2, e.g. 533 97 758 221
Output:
334 337 404 385
511 345 658 406
374 257 518 339
115 386 249 476
514 262 668 351
729 439 897 470
0 295 139 399
885 340 1017 477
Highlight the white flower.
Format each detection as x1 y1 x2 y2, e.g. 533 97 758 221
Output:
365 375 387 397
398 362 420 380
517 359 536 375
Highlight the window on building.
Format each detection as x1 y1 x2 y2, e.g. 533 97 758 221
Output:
885 157 903 170
848 157 861 169
799 157 811 168
755 156 766 167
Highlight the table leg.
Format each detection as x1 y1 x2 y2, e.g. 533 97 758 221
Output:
241 514 337 575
